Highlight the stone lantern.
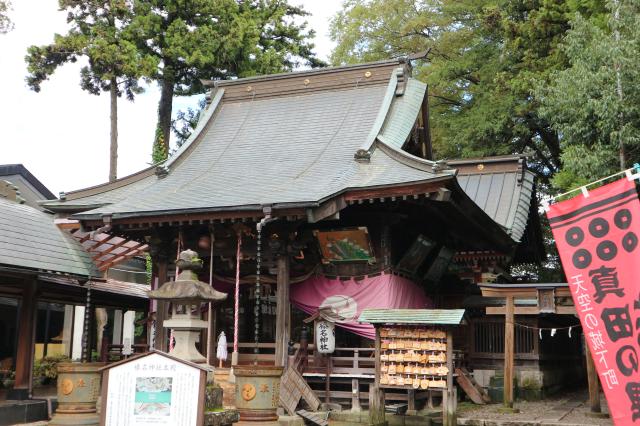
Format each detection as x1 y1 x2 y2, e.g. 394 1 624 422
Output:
148 249 227 363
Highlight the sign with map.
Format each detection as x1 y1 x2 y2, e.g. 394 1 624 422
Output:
314 227 375 263
100 351 207 426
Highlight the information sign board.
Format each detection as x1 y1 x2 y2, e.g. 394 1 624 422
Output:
100 351 207 426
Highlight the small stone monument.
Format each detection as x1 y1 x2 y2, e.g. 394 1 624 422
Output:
148 249 227 363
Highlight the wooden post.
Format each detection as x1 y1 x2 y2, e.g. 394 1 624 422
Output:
206 308 216 365
407 389 415 412
325 355 332 404
585 342 601 413
504 295 515 409
352 379 361 412
154 259 169 352
443 330 456 426
11 279 37 400
275 254 290 367
368 384 385 426
352 349 361 411
374 328 381 387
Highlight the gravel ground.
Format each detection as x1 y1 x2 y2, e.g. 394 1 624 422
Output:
458 390 613 425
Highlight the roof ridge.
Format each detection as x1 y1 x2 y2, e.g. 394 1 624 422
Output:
47 165 157 203
207 58 404 88
375 141 455 175
0 164 56 200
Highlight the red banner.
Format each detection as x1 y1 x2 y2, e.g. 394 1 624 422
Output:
547 178 640 425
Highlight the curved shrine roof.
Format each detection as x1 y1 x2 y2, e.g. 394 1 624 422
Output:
47 61 456 220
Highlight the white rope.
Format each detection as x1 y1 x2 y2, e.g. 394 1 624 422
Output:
542 164 640 211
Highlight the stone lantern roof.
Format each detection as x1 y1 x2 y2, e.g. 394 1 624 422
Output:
148 249 227 303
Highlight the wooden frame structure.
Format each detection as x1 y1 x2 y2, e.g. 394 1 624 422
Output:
477 283 603 413
359 309 464 426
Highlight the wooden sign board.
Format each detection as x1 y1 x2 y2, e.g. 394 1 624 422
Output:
280 367 320 415
100 351 207 426
537 288 556 313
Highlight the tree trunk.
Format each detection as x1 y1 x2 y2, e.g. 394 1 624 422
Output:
613 0 626 171
109 77 118 182
157 67 175 155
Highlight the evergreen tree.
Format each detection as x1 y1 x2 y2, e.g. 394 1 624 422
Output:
538 0 640 190
130 0 322 157
25 0 157 182
330 0 606 185
0 0 13 33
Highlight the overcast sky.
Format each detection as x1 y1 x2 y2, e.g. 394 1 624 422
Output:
0 0 343 196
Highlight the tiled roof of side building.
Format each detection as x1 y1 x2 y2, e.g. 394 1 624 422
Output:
449 155 535 242
0 197 99 277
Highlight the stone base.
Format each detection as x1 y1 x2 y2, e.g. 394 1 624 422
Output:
6 388 29 400
203 409 240 426
0 399 48 425
278 415 304 426
48 412 99 425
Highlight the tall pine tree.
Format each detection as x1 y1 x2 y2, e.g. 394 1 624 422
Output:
25 0 157 182
129 0 322 161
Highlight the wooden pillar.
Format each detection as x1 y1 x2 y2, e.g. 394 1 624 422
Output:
407 389 415 412
207 307 217 365
11 279 37 400
274 254 290 367
154 259 169 352
374 328 381 387
325 356 332 404
443 329 456 426
368 384 385 426
585 342 601 413
352 379 361 412
504 295 515 409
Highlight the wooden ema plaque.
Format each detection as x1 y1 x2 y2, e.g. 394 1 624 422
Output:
377 326 449 390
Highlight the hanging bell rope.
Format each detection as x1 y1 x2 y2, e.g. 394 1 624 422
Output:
234 231 242 355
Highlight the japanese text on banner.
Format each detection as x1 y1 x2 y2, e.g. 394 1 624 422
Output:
547 178 640 425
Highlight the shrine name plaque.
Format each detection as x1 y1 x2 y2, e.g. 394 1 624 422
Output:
100 351 207 426
378 326 449 390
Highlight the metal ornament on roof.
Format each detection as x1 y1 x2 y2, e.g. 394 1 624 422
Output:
148 249 227 363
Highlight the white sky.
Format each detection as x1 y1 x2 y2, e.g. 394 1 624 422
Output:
0 0 342 196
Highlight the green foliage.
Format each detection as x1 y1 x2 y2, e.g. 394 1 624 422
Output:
134 311 145 338
25 1 157 99
25 1 159 182
172 98 208 147
145 253 152 285
538 0 640 190
330 0 607 184
0 0 13 33
129 0 324 155
152 125 168 164
33 355 71 380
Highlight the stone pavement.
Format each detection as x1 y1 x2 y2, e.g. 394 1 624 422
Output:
457 390 613 426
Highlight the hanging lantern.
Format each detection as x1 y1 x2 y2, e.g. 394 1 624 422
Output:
198 235 211 249
315 320 335 354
